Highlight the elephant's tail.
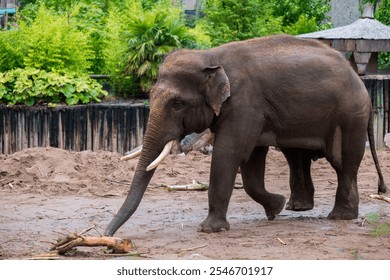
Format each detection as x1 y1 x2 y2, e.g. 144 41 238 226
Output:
367 106 387 194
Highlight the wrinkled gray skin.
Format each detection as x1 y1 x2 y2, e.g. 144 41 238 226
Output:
105 35 387 236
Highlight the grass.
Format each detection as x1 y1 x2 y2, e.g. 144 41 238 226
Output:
365 212 390 237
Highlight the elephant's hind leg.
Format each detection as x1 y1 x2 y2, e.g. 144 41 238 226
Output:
327 127 364 220
241 147 286 220
327 164 360 220
281 148 315 211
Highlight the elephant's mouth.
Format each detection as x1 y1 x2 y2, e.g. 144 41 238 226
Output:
120 140 175 171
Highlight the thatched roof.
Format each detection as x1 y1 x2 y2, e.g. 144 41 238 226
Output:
297 5 390 75
298 18 390 41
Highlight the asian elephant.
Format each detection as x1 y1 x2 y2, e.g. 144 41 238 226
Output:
104 35 387 236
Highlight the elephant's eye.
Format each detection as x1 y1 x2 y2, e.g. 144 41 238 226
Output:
172 99 185 111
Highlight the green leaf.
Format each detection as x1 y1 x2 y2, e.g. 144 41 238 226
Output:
66 96 79 106
25 97 36 107
61 84 76 98
0 68 107 106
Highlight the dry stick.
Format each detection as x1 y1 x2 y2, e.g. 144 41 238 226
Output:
29 252 61 260
51 227 133 255
60 236 132 255
277 238 287 245
369 194 390 204
167 180 208 192
179 244 208 252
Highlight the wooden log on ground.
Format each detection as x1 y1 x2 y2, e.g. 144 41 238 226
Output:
51 233 133 255
369 194 390 204
166 180 209 192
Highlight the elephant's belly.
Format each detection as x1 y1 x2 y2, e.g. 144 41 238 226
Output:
258 132 325 150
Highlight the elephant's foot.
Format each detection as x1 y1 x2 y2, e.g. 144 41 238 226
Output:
197 215 230 233
264 194 286 221
285 197 314 211
327 206 358 220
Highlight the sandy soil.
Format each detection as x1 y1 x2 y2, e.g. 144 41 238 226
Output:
0 147 389 260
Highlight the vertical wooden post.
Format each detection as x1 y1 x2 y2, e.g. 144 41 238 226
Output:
376 80 384 149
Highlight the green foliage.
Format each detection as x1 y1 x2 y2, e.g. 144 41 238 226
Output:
0 68 107 106
375 0 390 70
0 30 25 71
199 0 331 46
283 15 319 35
68 1 108 74
104 0 210 94
270 0 331 27
377 0 390 24
124 11 190 91
371 223 390 237
200 0 283 46
5 0 335 97
1 5 94 73
366 212 380 224
364 212 390 237
24 6 94 72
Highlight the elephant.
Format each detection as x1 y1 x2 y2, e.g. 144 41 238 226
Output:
104 34 387 236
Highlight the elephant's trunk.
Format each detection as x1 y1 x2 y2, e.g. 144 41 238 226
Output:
104 164 155 236
104 114 174 236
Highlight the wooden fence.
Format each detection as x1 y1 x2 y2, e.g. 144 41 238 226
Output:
362 75 390 149
0 76 389 155
0 103 149 155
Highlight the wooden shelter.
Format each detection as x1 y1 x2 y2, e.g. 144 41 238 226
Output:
298 4 390 75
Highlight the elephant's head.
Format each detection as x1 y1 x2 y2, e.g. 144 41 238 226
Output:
104 51 230 236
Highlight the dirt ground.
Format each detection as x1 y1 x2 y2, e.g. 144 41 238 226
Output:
0 146 389 260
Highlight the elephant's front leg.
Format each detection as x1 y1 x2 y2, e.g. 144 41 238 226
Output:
281 148 315 211
241 146 286 220
198 144 241 233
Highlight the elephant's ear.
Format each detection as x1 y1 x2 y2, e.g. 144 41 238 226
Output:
203 66 230 116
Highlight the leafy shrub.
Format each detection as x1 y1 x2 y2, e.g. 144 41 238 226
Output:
104 0 210 94
123 12 191 92
270 0 331 28
199 0 331 46
200 0 283 46
0 30 25 72
283 15 319 35
0 68 107 106
23 5 94 73
68 1 107 74
376 0 390 70
1 5 94 73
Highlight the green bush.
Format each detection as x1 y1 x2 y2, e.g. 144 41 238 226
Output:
68 1 107 74
376 0 390 70
270 0 331 28
23 6 94 73
0 30 25 72
199 0 331 46
200 0 283 46
0 68 107 106
0 5 94 73
104 0 210 95
123 12 191 92
283 15 319 35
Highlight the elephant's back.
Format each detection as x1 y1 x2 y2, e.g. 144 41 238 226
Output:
218 35 367 103
218 35 371 126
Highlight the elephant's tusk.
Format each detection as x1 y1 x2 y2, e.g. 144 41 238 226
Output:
146 140 174 171
121 145 143 161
